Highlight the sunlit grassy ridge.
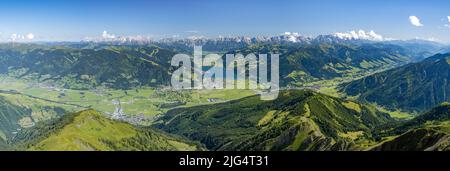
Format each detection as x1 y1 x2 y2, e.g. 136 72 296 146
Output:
156 89 393 151
15 110 201 151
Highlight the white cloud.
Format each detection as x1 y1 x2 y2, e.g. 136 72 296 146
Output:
10 33 35 41
26 33 35 40
409 16 424 27
426 37 440 42
445 16 450 29
10 34 24 41
10 34 18 41
187 35 205 40
284 32 301 42
84 32 157 42
413 36 446 43
284 32 300 36
185 30 200 34
334 30 384 41
102 31 116 39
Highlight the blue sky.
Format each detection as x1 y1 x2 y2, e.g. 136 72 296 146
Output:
0 0 449 42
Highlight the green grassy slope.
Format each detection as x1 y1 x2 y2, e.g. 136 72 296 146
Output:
373 103 450 151
13 109 201 151
372 127 450 151
231 43 413 86
341 53 450 112
391 103 450 134
0 96 32 141
156 89 393 151
0 45 177 89
0 93 72 146
0 139 7 150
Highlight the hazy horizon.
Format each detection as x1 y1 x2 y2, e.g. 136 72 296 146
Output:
0 0 449 43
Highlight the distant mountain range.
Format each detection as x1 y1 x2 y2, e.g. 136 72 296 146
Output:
233 43 416 86
81 32 447 55
0 37 440 89
0 44 177 89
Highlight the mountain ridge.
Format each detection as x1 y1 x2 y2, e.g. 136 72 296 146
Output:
341 53 450 112
12 109 201 151
372 103 450 151
156 89 393 151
